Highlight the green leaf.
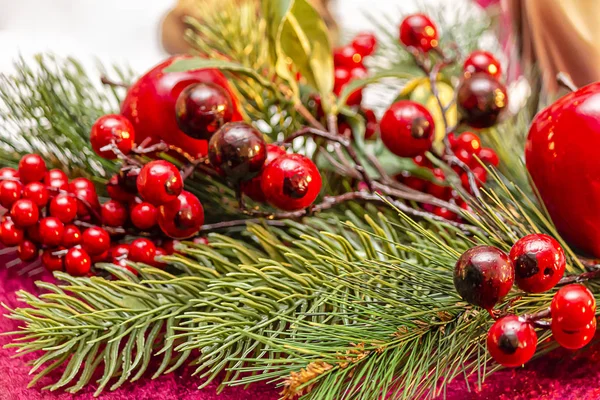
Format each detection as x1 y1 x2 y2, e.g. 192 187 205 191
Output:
262 0 334 111
337 71 415 108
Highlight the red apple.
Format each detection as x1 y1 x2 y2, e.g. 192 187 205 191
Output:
121 56 243 159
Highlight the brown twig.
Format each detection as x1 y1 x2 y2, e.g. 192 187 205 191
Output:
556 72 578 92
100 76 130 89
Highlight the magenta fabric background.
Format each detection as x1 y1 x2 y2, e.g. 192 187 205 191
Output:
2 265 600 400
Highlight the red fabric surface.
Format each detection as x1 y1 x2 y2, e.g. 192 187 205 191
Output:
1 263 599 400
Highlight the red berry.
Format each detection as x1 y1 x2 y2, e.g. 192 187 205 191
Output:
91 250 110 263
82 227 111 256
380 101 435 158
478 147 500 167
399 14 439 52
62 224 82 247
403 175 427 192
413 154 433 169
130 202 158 230
72 188 100 217
42 248 64 272
162 240 180 255
129 238 157 264
107 174 136 202
101 200 128 227
487 316 537 367
18 154 46 183
457 73 508 129
352 32 377 57
0 167 18 180
509 234 566 293
453 245 514 309
334 66 366 106
153 247 168 268
454 132 482 154
90 114 135 159
208 122 267 182
49 194 78 223
111 244 130 263
241 144 287 202
193 237 209 246
552 317 596 350
136 160 183 206
551 284 596 331
0 218 24 246
38 217 65 247
17 240 38 262
333 45 363 68
158 191 204 239
64 247 92 276
44 169 69 193
0 180 23 208
454 148 473 165
10 199 39 228
26 223 41 243
426 168 451 200
463 50 502 80
433 206 457 221
461 167 487 193
22 182 49 207
363 108 379 140
175 82 234 140
69 177 94 192
447 132 459 148
261 154 322 211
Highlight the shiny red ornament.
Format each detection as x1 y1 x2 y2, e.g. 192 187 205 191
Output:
62 224 82 247
509 234 565 293
551 284 596 331
42 249 64 272
129 238 157 265
487 316 537 367
399 14 439 52
136 160 183 206
158 191 204 239
18 154 46 183
261 154 322 211
120 55 242 159
130 202 158 230
64 247 92 276
0 180 22 208
90 114 135 159
552 317 596 350
49 194 78 223
380 100 435 158
38 217 65 247
463 50 502 80
82 227 111 256
457 73 508 129
10 199 39 228
22 182 49 207
351 32 377 57
101 200 128 227
241 144 287 202
17 240 38 262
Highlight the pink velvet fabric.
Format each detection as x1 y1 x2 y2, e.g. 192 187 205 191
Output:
1 264 599 399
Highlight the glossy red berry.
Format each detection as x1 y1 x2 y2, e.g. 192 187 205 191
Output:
17 240 38 262
72 188 100 217
10 199 39 228
0 217 24 246
478 147 500 167
380 100 435 158
334 66 366 107
69 177 95 192
162 240 180 255
111 244 130 263
551 284 596 331
352 32 377 57
129 238 157 264
433 206 457 221
153 247 168 268
0 180 22 208
454 148 474 166
101 200 128 227
90 114 135 159
136 160 183 206
362 108 379 140
44 169 69 192
62 224 82 247
426 168 451 200
64 247 92 276
208 122 267 182
399 14 439 52
509 234 566 293
401 174 427 192
487 316 537 367
241 144 287 202
22 182 49 207
0 167 18 180
463 50 502 80
552 317 596 350
175 82 234 140
454 132 482 154
413 154 433 169
261 154 322 211
38 217 65 247
453 245 514 309
158 191 204 239
50 194 78 223
107 175 136 202
457 73 508 129
130 202 158 230
461 166 487 193
82 227 111 256
42 249 64 272
18 154 46 183
333 45 363 68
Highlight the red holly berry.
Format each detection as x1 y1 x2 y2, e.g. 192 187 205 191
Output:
17 240 38 262
453 245 514 310
402 175 427 192
487 316 537 367
333 45 363 68
42 249 64 272
433 206 457 221
478 147 500 167
49 194 78 223
208 122 267 182
362 108 379 140
162 240 180 255
101 200 128 227
0 167 18 180
136 160 183 206
334 66 366 107
552 317 596 350
10 199 39 228
153 247 168 268
22 182 49 207
0 180 23 208
72 188 100 217
261 154 322 211
111 244 130 263
454 148 474 166
380 101 435 158
461 166 487 193
463 50 502 80
62 224 82 247
18 154 46 183
457 73 508 129
509 234 566 293
38 217 65 247
64 247 92 276
454 132 482 154
90 114 136 159
107 175 136 202
129 238 157 264
91 250 110 263
82 227 111 256
352 32 377 57
241 144 287 202
426 168 451 200
175 82 234 140
413 154 433 169
130 202 158 230
158 191 204 239
399 14 439 52
551 284 596 331
44 169 69 192
1 217 25 246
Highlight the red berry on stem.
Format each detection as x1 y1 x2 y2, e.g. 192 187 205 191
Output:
457 73 508 129
101 200 128 227
18 154 46 183
158 191 204 239
62 224 82 247
50 194 78 223
454 148 473 165
380 101 435 158
0 180 22 208
426 168 451 200
362 108 379 140
22 182 49 207
107 174 136 202
487 316 537 367
399 14 439 52
153 247 168 268
82 227 111 256
90 114 135 159
241 144 287 202
433 206 457 221
454 132 481 154
44 169 69 193
461 166 487 193
509 234 566 293
0 167 18 180
64 247 92 276
552 317 596 350
38 217 65 247
463 50 502 80
69 178 95 192
0 218 24 246
551 284 596 331
17 240 38 262
129 238 157 264
130 202 158 230
453 245 514 310
10 199 39 228
42 249 64 272
352 32 377 57
136 160 183 206
333 45 363 68
261 154 322 211
72 188 100 217
478 147 500 167
111 244 130 262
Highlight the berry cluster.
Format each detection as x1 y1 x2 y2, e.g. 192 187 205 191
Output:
333 32 377 107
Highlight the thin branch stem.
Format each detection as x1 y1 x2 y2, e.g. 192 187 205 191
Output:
556 72 578 92
294 101 327 131
100 76 130 89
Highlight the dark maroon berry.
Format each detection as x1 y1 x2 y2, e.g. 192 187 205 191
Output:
107 174 136 202
158 191 204 239
457 73 508 129
117 165 141 195
82 226 111 256
38 217 65 247
136 161 183 206
18 154 46 183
